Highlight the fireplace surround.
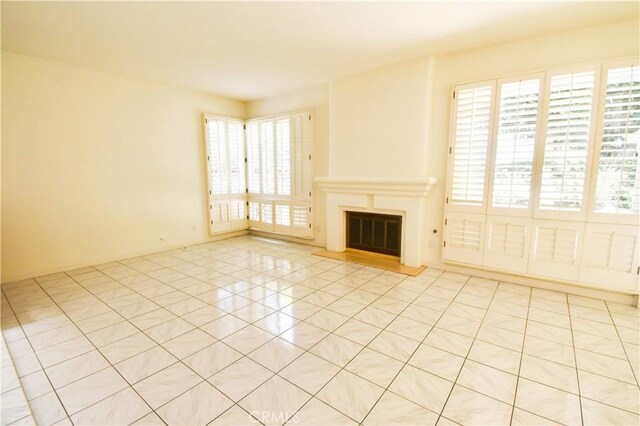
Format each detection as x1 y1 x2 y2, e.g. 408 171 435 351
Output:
315 177 438 267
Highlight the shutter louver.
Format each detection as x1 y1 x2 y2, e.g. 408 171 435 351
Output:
261 203 273 224
275 204 290 226
248 201 259 221
450 85 493 209
594 65 640 217
491 79 540 210
539 71 595 213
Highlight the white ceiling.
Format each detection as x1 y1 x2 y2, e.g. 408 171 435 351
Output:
2 1 637 101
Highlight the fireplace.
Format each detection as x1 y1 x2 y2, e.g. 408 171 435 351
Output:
347 212 402 257
315 177 438 268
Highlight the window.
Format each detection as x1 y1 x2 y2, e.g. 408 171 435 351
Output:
204 111 313 239
444 60 640 292
594 64 640 217
204 115 247 234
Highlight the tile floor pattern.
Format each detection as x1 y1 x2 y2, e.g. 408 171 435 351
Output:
1 235 639 426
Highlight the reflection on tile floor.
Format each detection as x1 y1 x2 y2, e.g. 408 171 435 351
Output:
1 235 639 425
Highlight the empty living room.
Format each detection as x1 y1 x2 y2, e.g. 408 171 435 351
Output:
1 1 639 425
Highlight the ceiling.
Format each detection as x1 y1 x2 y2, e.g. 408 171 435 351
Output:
2 1 638 101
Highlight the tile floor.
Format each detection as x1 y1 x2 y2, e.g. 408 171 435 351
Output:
1 235 638 426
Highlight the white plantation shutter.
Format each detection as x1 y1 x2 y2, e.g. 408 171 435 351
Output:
593 64 640 219
248 201 259 221
538 71 596 214
491 78 540 211
227 121 246 195
260 120 276 195
204 115 248 234
449 83 494 211
261 202 273 225
580 223 639 292
483 215 531 273
276 118 292 196
292 112 312 201
206 118 228 196
528 220 584 281
443 212 485 265
246 122 261 194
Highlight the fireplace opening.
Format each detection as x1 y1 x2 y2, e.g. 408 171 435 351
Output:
346 212 402 257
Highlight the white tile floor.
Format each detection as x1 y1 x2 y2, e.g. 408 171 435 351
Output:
1 235 638 426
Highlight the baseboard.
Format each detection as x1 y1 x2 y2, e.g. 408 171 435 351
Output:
248 229 326 248
1 230 249 285
427 260 638 307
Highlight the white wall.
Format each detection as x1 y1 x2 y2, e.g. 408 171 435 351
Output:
246 85 330 246
425 18 640 266
1 52 245 282
329 57 435 178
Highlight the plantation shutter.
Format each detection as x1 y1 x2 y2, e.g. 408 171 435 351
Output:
276 118 292 196
538 71 596 215
260 120 276 195
448 83 494 212
593 64 640 220
580 223 639 292
528 220 584 281
206 118 228 196
246 122 261 194
204 115 248 234
292 112 312 201
443 212 485 265
490 78 541 212
483 215 531 273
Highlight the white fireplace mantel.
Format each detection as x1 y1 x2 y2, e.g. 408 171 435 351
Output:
315 177 438 197
315 176 438 268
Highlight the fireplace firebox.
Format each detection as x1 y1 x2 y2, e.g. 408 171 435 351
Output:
346 212 402 257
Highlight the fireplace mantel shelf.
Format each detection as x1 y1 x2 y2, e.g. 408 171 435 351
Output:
315 177 438 197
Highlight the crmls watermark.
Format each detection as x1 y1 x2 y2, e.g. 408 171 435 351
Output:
250 411 300 424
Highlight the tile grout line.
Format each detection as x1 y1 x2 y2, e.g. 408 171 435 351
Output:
508 286 533 424
566 294 585 426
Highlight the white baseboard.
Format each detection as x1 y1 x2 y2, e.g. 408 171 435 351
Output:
428 260 638 307
1 230 249 285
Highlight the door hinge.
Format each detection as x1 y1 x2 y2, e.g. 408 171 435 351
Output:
449 147 452 154
209 204 212 209
452 91 456 99
309 207 311 212
245 158 247 163
637 266 639 275
309 191 312 197
246 201 249 206
309 115 311 120
210 220 213 225
309 224 312 228
443 241 447 248
205 118 208 123
247 215 250 220
246 188 248 193
445 218 447 225
209 190 212 195
207 155 210 161
308 155 311 160
243 124 246 130
446 197 449 204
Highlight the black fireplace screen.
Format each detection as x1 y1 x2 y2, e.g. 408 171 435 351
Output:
346 212 402 257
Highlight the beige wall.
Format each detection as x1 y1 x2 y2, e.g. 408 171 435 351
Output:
246 85 330 247
1 52 245 282
329 57 435 178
